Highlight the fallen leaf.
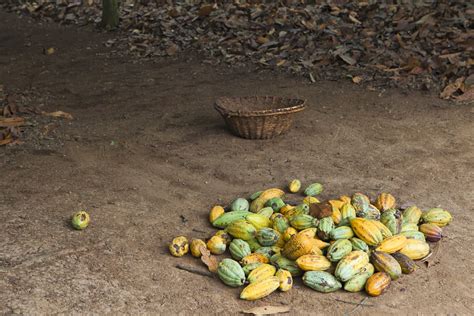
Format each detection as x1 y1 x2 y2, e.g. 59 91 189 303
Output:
199 246 218 273
0 117 25 127
338 53 357 66
440 77 465 99
352 76 363 84
243 305 290 315
198 4 214 17
454 86 474 104
42 111 73 120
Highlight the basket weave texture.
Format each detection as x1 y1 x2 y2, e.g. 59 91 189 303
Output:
214 96 306 139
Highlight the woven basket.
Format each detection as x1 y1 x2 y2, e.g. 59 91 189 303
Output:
214 96 307 139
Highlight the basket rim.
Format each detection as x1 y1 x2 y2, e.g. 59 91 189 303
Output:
215 96 307 117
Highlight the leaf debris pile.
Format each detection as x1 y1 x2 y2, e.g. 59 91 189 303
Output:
2 0 473 99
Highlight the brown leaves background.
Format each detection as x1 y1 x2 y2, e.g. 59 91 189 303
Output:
1 1 473 98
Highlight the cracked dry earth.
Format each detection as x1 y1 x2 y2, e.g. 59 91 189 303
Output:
1 10 473 315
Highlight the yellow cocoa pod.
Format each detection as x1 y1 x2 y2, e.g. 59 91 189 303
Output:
288 179 301 193
296 254 331 271
350 218 383 246
340 195 351 204
190 239 206 257
275 269 293 292
250 188 285 213
312 238 330 249
283 227 298 241
282 232 314 260
247 264 276 283
280 204 295 216
329 199 345 209
303 196 320 205
375 193 396 211
371 220 393 239
307 240 323 255
241 253 269 265
399 239 430 260
240 276 280 300
214 230 232 245
207 236 226 255
365 272 391 297
375 235 407 254
299 227 317 238
209 205 225 224
331 206 342 225
169 236 189 257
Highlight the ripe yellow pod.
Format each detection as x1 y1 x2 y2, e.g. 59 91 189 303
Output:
340 195 351 204
240 276 280 300
241 253 269 265
190 239 206 257
399 239 430 260
296 254 331 271
280 204 295 216
209 205 225 223
365 272 391 297
299 227 317 239
169 236 189 257
288 179 301 193
247 264 276 283
283 227 298 241
275 269 293 292
329 199 345 209
207 235 226 255
331 206 342 225
375 193 396 211
303 196 320 205
375 235 407 254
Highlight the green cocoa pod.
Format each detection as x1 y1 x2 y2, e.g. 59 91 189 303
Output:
303 271 342 293
400 230 426 242
351 193 370 216
304 183 324 197
273 216 290 234
212 211 252 229
271 255 302 277
402 206 422 224
326 239 352 262
329 226 354 240
257 207 274 219
344 272 372 292
380 208 403 235
217 258 246 287
290 214 318 230
256 228 280 246
350 237 370 253
230 198 250 212
265 197 286 212
317 216 335 241
229 239 251 261
242 262 263 276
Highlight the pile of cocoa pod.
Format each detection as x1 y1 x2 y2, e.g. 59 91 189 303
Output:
169 180 452 300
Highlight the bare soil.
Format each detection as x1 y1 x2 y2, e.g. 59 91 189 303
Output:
1 10 473 315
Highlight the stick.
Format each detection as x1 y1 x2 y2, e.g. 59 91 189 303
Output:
346 297 370 315
335 298 373 307
175 264 214 278
192 228 208 234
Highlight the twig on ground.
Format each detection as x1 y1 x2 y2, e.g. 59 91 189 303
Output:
175 264 214 278
335 298 373 307
348 297 370 315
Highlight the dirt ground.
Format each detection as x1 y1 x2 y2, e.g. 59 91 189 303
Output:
1 10 473 315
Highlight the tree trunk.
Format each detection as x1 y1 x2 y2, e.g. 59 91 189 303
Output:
102 0 119 29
